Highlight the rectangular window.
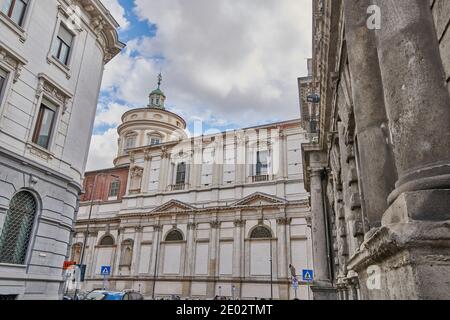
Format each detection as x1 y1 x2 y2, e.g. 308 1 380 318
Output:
256 151 268 176
176 162 186 185
32 99 57 149
1 0 28 26
150 138 160 145
0 69 7 100
109 181 120 198
52 24 73 65
125 135 136 149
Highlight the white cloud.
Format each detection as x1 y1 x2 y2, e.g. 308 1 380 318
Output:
87 0 312 171
86 128 119 171
101 0 130 29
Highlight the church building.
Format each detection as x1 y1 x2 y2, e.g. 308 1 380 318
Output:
71 76 312 300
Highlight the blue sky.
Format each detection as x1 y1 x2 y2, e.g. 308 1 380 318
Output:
87 0 312 170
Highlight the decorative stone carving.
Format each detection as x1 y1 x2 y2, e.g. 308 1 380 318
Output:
234 219 245 227
187 222 197 230
276 217 291 225
0 44 26 83
36 74 73 114
210 220 221 229
129 166 144 194
153 225 162 231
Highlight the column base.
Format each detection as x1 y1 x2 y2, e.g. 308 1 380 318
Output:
310 281 338 300
348 200 450 300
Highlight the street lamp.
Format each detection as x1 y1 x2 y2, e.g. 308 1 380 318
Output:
74 172 120 299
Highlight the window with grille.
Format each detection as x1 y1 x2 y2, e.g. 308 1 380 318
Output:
175 162 186 185
165 230 183 242
250 226 272 239
99 235 114 246
52 23 74 66
0 191 37 265
108 180 120 198
1 0 29 26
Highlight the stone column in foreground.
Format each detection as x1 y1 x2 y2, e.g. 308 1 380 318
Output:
348 0 450 300
309 167 337 300
343 0 397 229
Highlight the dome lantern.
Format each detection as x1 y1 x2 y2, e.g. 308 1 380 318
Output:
148 73 166 109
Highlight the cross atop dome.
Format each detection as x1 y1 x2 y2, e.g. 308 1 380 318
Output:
148 73 166 109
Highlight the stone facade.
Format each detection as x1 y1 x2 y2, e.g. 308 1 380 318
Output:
70 84 313 300
301 0 450 300
0 0 123 299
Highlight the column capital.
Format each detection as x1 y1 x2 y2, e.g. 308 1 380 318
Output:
234 219 245 227
153 224 163 231
210 220 221 229
276 217 291 225
187 222 197 230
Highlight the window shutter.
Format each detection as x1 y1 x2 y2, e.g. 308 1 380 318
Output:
58 24 73 45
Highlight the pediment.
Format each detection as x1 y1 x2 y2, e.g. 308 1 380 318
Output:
232 192 287 207
151 200 196 213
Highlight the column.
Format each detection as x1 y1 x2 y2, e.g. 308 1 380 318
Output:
182 222 196 297
150 224 162 298
113 228 125 276
374 0 450 206
232 218 244 279
343 0 397 228
131 226 143 275
86 231 98 278
207 220 220 297
309 169 330 284
158 152 171 192
276 217 288 279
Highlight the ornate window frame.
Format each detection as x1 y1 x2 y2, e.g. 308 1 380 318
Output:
26 73 73 160
46 4 83 80
0 39 27 119
0 0 35 42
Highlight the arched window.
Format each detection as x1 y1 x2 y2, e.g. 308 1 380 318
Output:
71 243 82 264
120 239 133 267
0 191 38 265
250 226 272 239
99 235 115 246
165 229 184 242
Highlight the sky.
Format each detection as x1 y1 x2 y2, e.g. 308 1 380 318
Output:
86 0 312 171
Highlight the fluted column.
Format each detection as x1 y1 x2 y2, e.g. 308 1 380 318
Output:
309 169 330 283
373 0 450 205
131 226 143 275
343 0 397 228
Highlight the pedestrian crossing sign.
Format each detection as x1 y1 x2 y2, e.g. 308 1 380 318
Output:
101 266 111 276
302 269 314 282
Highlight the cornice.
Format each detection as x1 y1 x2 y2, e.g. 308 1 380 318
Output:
64 0 125 64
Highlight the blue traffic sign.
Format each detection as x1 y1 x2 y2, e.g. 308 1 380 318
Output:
302 269 314 282
100 266 111 276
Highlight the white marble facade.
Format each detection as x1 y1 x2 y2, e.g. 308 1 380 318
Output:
0 0 123 299
73 84 313 300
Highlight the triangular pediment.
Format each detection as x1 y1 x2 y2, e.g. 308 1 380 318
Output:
232 192 287 206
152 200 196 213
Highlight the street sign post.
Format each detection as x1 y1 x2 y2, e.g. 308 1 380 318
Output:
101 266 111 290
302 269 314 300
292 276 299 299
302 269 314 282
